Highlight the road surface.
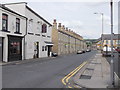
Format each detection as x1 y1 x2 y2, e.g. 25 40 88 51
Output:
2 50 97 88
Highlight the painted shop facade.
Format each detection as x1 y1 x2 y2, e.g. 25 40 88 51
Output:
0 4 27 62
0 2 53 62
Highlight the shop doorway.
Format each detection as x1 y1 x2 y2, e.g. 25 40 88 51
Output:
8 36 22 62
0 37 3 62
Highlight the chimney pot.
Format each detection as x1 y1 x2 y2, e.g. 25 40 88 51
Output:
66 27 68 30
54 19 56 23
58 23 61 27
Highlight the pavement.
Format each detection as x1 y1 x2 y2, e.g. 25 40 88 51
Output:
71 51 120 89
0 57 56 66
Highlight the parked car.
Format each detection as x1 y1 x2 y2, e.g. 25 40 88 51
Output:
86 49 91 52
82 49 86 53
102 46 111 56
115 47 120 53
52 52 58 57
77 50 83 54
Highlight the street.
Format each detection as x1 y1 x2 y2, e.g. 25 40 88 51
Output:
2 50 97 88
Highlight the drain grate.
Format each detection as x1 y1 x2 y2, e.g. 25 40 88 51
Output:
79 75 91 79
86 68 94 71
91 62 101 64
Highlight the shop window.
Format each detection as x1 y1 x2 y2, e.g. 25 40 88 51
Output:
42 46 44 51
42 24 47 33
2 14 8 31
10 42 20 55
16 18 20 33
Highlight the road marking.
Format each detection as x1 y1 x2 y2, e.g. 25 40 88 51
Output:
62 62 85 85
66 62 87 83
62 63 83 85
68 86 72 88
61 61 87 87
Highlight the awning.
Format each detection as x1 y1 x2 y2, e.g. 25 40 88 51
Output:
45 41 54 46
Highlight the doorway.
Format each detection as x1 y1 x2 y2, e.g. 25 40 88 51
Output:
0 37 3 62
34 42 39 58
8 36 22 62
48 46 52 57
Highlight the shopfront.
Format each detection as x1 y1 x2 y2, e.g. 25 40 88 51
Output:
8 36 22 62
0 37 3 62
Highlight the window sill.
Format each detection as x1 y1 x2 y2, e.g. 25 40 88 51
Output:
42 35 46 37
1 30 10 33
35 34 40 36
28 32 34 35
47 36 51 38
14 32 22 34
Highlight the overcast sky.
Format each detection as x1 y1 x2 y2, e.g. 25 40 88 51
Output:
0 0 119 39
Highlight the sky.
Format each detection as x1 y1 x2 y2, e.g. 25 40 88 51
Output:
0 0 119 39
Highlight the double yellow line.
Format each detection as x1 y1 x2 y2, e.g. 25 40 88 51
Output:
61 61 87 87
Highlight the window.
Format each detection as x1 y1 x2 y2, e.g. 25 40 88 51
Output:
28 19 33 32
106 40 108 44
16 18 20 33
2 14 8 31
42 46 44 51
42 24 47 33
45 46 47 51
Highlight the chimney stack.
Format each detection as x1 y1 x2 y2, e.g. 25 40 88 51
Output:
61 25 65 31
53 19 57 30
58 23 61 30
66 27 68 31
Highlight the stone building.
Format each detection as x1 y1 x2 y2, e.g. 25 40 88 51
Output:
52 19 87 55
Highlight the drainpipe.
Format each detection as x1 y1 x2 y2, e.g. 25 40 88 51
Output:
23 18 28 60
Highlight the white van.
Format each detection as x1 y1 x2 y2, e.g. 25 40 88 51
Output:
102 46 111 56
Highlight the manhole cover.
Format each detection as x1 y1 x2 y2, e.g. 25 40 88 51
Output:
91 62 101 64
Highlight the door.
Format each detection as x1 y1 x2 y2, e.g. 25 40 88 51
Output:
0 38 3 62
34 42 39 58
8 36 22 62
48 46 52 57
36 42 39 58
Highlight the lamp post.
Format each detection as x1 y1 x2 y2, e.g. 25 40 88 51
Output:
110 0 114 87
94 12 104 50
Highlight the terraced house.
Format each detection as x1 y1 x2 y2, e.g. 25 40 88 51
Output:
1 2 53 62
102 34 120 48
96 34 120 49
52 19 87 55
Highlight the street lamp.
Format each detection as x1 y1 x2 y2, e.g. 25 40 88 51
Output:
94 12 104 50
110 0 114 87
